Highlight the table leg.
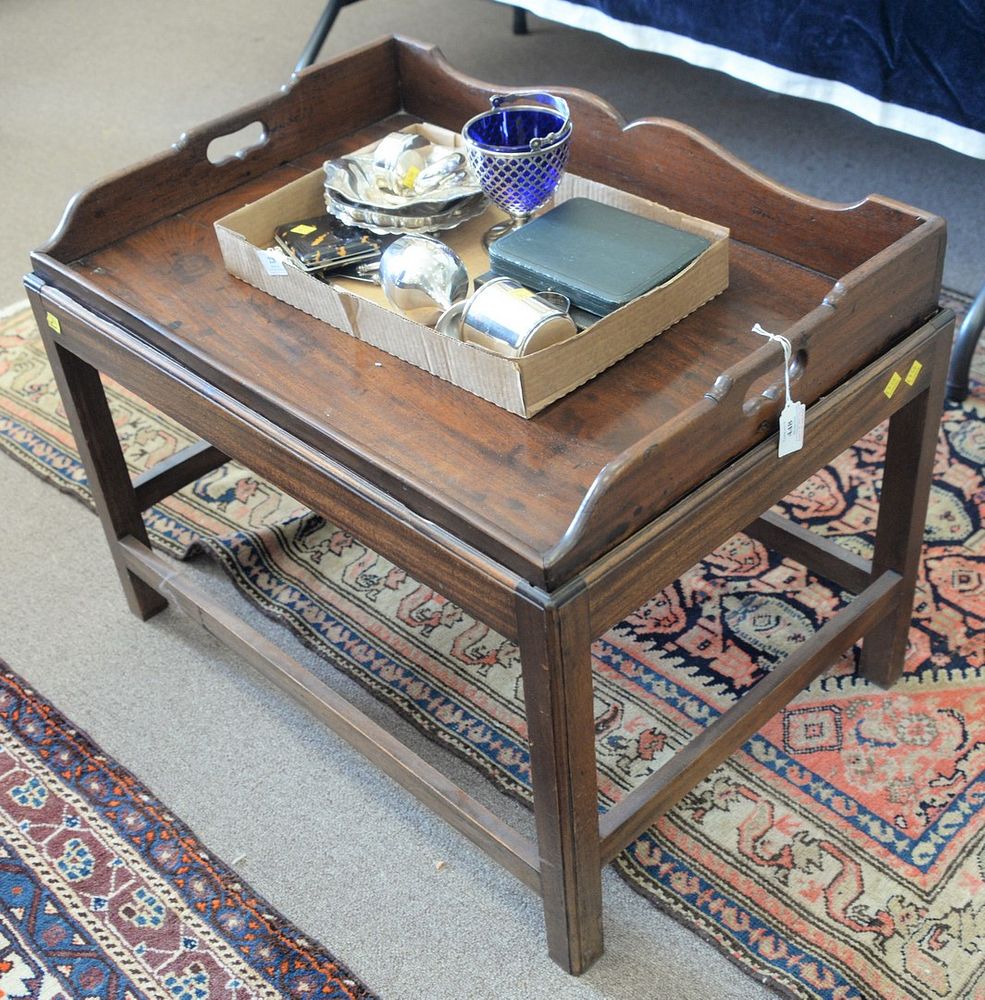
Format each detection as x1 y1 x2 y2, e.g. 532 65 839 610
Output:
858 329 951 687
36 323 167 621
515 583 603 974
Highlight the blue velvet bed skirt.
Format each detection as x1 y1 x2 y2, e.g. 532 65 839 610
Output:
502 0 985 158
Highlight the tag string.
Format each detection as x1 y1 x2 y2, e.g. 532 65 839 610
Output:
752 323 806 458
751 323 793 407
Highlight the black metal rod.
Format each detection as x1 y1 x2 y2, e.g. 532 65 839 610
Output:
946 283 985 402
294 0 345 74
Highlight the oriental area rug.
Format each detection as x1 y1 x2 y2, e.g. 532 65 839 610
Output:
0 657 377 1000
2 295 983 1000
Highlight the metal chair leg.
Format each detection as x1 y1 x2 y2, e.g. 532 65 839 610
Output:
294 0 346 74
946 283 985 402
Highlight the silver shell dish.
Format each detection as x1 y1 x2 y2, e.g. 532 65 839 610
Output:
325 191 488 236
324 147 482 209
323 137 488 235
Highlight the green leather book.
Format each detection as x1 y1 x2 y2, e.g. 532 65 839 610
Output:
488 197 710 316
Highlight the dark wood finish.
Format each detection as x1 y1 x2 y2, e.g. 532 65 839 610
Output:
598 570 901 862
33 283 522 639
24 37 954 976
133 440 228 511
29 301 166 621
117 536 541 891
38 216 831 586
858 329 953 686
545 222 946 583
744 512 872 594
579 312 953 636
515 583 603 974
30 37 946 588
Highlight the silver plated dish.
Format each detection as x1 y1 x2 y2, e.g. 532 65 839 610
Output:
323 143 482 213
328 188 476 220
326 191 488 236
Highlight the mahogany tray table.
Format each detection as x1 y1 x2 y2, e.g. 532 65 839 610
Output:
25 37 953 974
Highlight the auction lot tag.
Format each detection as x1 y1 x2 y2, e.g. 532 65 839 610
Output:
778 400 806 457
256 247 289 276
752 323 805 458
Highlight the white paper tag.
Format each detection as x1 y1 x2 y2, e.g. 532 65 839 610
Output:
256 247 289 276
778 400 806 457
752 323 807 458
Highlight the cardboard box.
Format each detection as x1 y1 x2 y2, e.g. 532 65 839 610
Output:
215 124 730 417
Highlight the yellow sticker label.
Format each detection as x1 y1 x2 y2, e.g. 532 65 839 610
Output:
400 165 421 189
508 287 537 299
884 371 902 398
290 224 317 235
45 312 61 334
905 360 923 385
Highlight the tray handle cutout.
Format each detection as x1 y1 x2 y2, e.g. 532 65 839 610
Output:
704 348 808 419
205 121 268 165
741 349 808 417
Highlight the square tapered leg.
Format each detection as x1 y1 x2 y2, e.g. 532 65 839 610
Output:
516 583 603 973
34 309 167 621
859 331 951 686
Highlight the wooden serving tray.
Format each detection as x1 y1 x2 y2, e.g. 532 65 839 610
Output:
28 37 945 587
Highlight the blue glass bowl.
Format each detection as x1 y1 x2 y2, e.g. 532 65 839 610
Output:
463 98 573 222
463 108 568 153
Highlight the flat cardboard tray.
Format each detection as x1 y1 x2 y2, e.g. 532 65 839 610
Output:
215 124 729 417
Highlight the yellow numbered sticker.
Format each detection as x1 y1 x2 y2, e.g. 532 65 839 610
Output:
905 360 923 385
884 371 902 398
289 224 317 235
45 312 61 335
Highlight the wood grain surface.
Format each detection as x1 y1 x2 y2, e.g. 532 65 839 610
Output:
30 36 946 587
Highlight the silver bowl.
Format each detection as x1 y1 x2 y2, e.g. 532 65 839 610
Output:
379 235 470 327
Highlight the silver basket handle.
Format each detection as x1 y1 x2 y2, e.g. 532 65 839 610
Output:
488 91 571 148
